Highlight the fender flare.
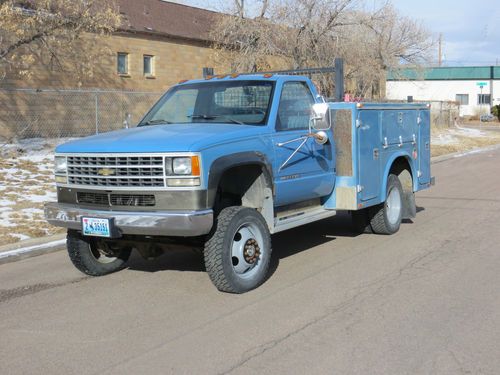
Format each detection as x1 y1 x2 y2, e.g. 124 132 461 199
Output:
207 152 274 208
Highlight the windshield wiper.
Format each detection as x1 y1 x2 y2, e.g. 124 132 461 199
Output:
141 119 172 125
188 114 246 125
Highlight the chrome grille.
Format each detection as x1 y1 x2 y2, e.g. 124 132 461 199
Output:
77 192 156 207
110 194 155 206
67 155 165 188
77 192 108 205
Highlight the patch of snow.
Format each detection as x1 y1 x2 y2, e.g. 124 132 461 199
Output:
432 133 457 145
0 212 17 227
0 199 16 206
452 126 486 137
10 233 31 241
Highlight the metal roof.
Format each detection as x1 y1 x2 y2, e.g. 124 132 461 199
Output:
387 66 500 81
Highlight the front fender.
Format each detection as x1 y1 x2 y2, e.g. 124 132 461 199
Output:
207 152 274 207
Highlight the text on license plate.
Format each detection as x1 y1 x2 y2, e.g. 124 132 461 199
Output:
82 217 111 237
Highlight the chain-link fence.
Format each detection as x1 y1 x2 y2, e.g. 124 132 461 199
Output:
380 99 459 128
428 100 460 128
0 88 163 142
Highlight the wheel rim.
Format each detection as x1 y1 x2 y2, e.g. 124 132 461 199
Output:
386 186 402 225
90 243 118 264
231 222 265 279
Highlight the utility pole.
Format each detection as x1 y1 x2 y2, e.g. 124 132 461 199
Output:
438 33 443 67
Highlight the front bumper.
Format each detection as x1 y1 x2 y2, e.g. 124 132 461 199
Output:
44 202 213 237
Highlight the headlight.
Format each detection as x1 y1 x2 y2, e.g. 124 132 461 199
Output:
54 156 67 174
173 157 192 175
165 156 200 176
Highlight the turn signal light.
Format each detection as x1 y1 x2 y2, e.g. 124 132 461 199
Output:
191 156 200 176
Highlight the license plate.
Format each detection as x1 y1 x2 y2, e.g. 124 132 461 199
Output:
82 217 112 237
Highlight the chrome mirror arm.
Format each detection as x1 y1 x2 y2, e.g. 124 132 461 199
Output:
278 136 309 171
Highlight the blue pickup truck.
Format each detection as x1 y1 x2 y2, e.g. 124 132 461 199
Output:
45 74 433 293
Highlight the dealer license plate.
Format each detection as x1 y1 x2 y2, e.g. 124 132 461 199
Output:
82 217 112 237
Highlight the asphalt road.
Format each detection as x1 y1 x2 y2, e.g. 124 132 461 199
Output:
1 149 500 375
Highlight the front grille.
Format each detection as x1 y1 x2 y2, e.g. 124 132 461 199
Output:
67 155 165 188
110 194 155 206
77 192 156 207
77 192 109 205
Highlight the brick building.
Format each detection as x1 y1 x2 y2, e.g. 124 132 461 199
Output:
0 1 224 139
4 0 219 91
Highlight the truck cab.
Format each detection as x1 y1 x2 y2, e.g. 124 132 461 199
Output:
45 74 432 293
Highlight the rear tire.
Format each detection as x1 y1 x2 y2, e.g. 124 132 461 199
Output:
351 209 373 234
370 174 403 235
67 230 131 276
204 206 272 293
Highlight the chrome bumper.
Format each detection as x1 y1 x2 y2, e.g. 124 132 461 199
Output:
44 202 213 237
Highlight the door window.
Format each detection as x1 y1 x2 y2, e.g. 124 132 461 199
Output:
277 82 314 131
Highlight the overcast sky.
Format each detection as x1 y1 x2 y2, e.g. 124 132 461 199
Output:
394 0 500 66
171 0 500 67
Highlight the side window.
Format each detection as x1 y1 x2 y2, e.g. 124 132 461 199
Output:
277 82 315 131
117 52 129 75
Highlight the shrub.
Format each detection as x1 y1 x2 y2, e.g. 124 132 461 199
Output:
492 105 500 121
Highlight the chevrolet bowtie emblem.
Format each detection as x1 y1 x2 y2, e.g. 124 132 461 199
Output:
97 168 115 176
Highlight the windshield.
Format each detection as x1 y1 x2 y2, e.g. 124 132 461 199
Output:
139 80 275 126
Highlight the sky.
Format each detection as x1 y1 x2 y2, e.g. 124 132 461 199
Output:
393 0 500 66
170 0 500 67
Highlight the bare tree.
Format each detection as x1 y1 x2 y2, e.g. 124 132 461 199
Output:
0 0 121 81
210 0 433 98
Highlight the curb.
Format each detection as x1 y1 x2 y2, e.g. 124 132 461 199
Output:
2 143 500 266
431 143 500 164
0 233 66 265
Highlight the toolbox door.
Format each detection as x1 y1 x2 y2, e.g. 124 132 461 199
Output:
381 110 418 146
417 109 431 185
357 110 381 201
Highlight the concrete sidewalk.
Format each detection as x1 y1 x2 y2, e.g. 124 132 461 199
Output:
2 143 500 265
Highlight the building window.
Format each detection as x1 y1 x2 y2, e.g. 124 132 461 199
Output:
143 55 154 77
478 94 491 105
117 52 129 75
455 94 468 105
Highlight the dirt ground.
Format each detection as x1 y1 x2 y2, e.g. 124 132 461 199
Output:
431 126 500 157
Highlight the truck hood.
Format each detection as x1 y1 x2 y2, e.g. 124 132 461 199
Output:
56 123 267 153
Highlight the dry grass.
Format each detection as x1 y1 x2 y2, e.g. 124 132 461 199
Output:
431 128 500 157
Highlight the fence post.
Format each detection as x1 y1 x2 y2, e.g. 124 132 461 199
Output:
334 58 344 102
95 92 99 134
202 67 214 78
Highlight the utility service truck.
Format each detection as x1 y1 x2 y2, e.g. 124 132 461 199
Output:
45 74 434 293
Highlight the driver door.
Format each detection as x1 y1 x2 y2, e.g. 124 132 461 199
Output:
272 81 335 207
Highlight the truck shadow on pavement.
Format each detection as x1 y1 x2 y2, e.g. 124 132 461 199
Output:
126 211 361 275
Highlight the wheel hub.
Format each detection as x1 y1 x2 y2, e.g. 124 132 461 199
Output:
243 239 261 264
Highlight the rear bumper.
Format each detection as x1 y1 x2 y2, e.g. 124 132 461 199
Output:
44 202 213 237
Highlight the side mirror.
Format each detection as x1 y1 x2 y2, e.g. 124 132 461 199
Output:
311 103 331 130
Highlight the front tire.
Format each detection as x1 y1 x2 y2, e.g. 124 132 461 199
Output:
67 230 131 276
370 174 404 235
204 206 272 293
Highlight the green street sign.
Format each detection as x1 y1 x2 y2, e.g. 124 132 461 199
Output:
477 82 488 87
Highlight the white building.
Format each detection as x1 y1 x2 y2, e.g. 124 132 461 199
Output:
386 66 500 117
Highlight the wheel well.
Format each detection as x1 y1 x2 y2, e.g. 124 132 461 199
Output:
389 156 413 193
214 164 273 214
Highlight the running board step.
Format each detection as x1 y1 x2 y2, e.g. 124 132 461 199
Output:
272 207 336 234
